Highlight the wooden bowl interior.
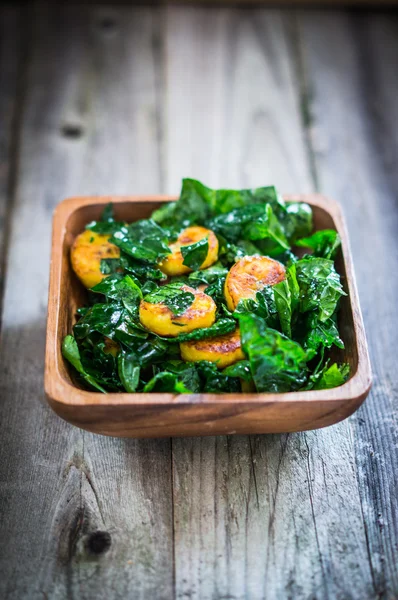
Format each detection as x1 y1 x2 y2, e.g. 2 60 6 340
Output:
57 200 357 391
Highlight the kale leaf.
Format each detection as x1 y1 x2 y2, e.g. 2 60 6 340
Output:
181 236 209 270
91 274 142 316
273 263 300 338
144 283 195 317
299 313 344 360
222 360 252 382
196 361 241 393
62 335 106 393
295 257 346 322
85 203 126 235
188 263 228 285
295 229 341 259
143 372 193 393
155 360 201 393
207 205 268 242
243 204 289 255
166 318 236 342
100 256 166 281
110 219 171 264
281 202 313 242
239 314 308 392
234 286 279 329
117 351 140 392
152 178 284 228
309 361 350 390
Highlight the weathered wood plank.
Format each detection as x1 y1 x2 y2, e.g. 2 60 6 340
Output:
1 5 397 599
166 7 377 599
0 6 173 599
299 11 398 597
165 7 312 193
0 6 22 324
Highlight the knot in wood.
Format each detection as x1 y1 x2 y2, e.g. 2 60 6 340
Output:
85 530 112 555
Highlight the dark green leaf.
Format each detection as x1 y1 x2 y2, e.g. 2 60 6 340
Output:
156 360 201 393
111 219 171 264
117 352 140 392
273 264 300 338
188 263 228 285
287 263 300 314
207 205 267 242
166 318 236 342
135 338 173 366
114 313 148 346
312 362 350 390
204 276 228 309
295 257 346 322
239 314 308 392
86 205 125 235
153 179 284 228
141 280 158 296
196 361 241 393
234 286 279 328
80 339 122 391
74 304 124 339
281 202 313 243
62 335 106 393
144 283 195 317
100 256 166 281
222 360 252 382
91 275 142 316
273 279 292 338
101 203 114 223
244 204 289 254
299 313 344 360
143 372 192 393
295 229 341 259
181 236 209 270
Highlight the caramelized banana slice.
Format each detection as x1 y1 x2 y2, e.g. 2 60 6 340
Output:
224 255 285 311
158 226 218 276
139 285 217 337
180 328 245 369
71 230 120 289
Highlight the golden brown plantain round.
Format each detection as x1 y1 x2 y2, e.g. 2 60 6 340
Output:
158 226 218 276
180 328 245 369
70 229 120 289
139 285 217 337
224 255 286 311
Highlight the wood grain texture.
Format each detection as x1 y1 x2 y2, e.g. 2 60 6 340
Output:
0 4 397 599
0 6 173 599
0 6 22 325
298 10 398 596
165 7 379 599
165 7 313 193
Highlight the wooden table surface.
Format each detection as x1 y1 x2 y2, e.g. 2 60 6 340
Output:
0 4 397 599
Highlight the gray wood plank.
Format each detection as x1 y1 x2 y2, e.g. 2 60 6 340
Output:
299 11 398 598
0 6 21 324
165 7 377 599
0 6 173 599
164 7 313 194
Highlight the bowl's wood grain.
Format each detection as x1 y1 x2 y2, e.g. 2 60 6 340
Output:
45 195 371 438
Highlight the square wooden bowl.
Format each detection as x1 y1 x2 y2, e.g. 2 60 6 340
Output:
45 194 371 438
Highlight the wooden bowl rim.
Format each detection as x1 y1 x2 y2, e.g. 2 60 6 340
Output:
45 194 372 409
